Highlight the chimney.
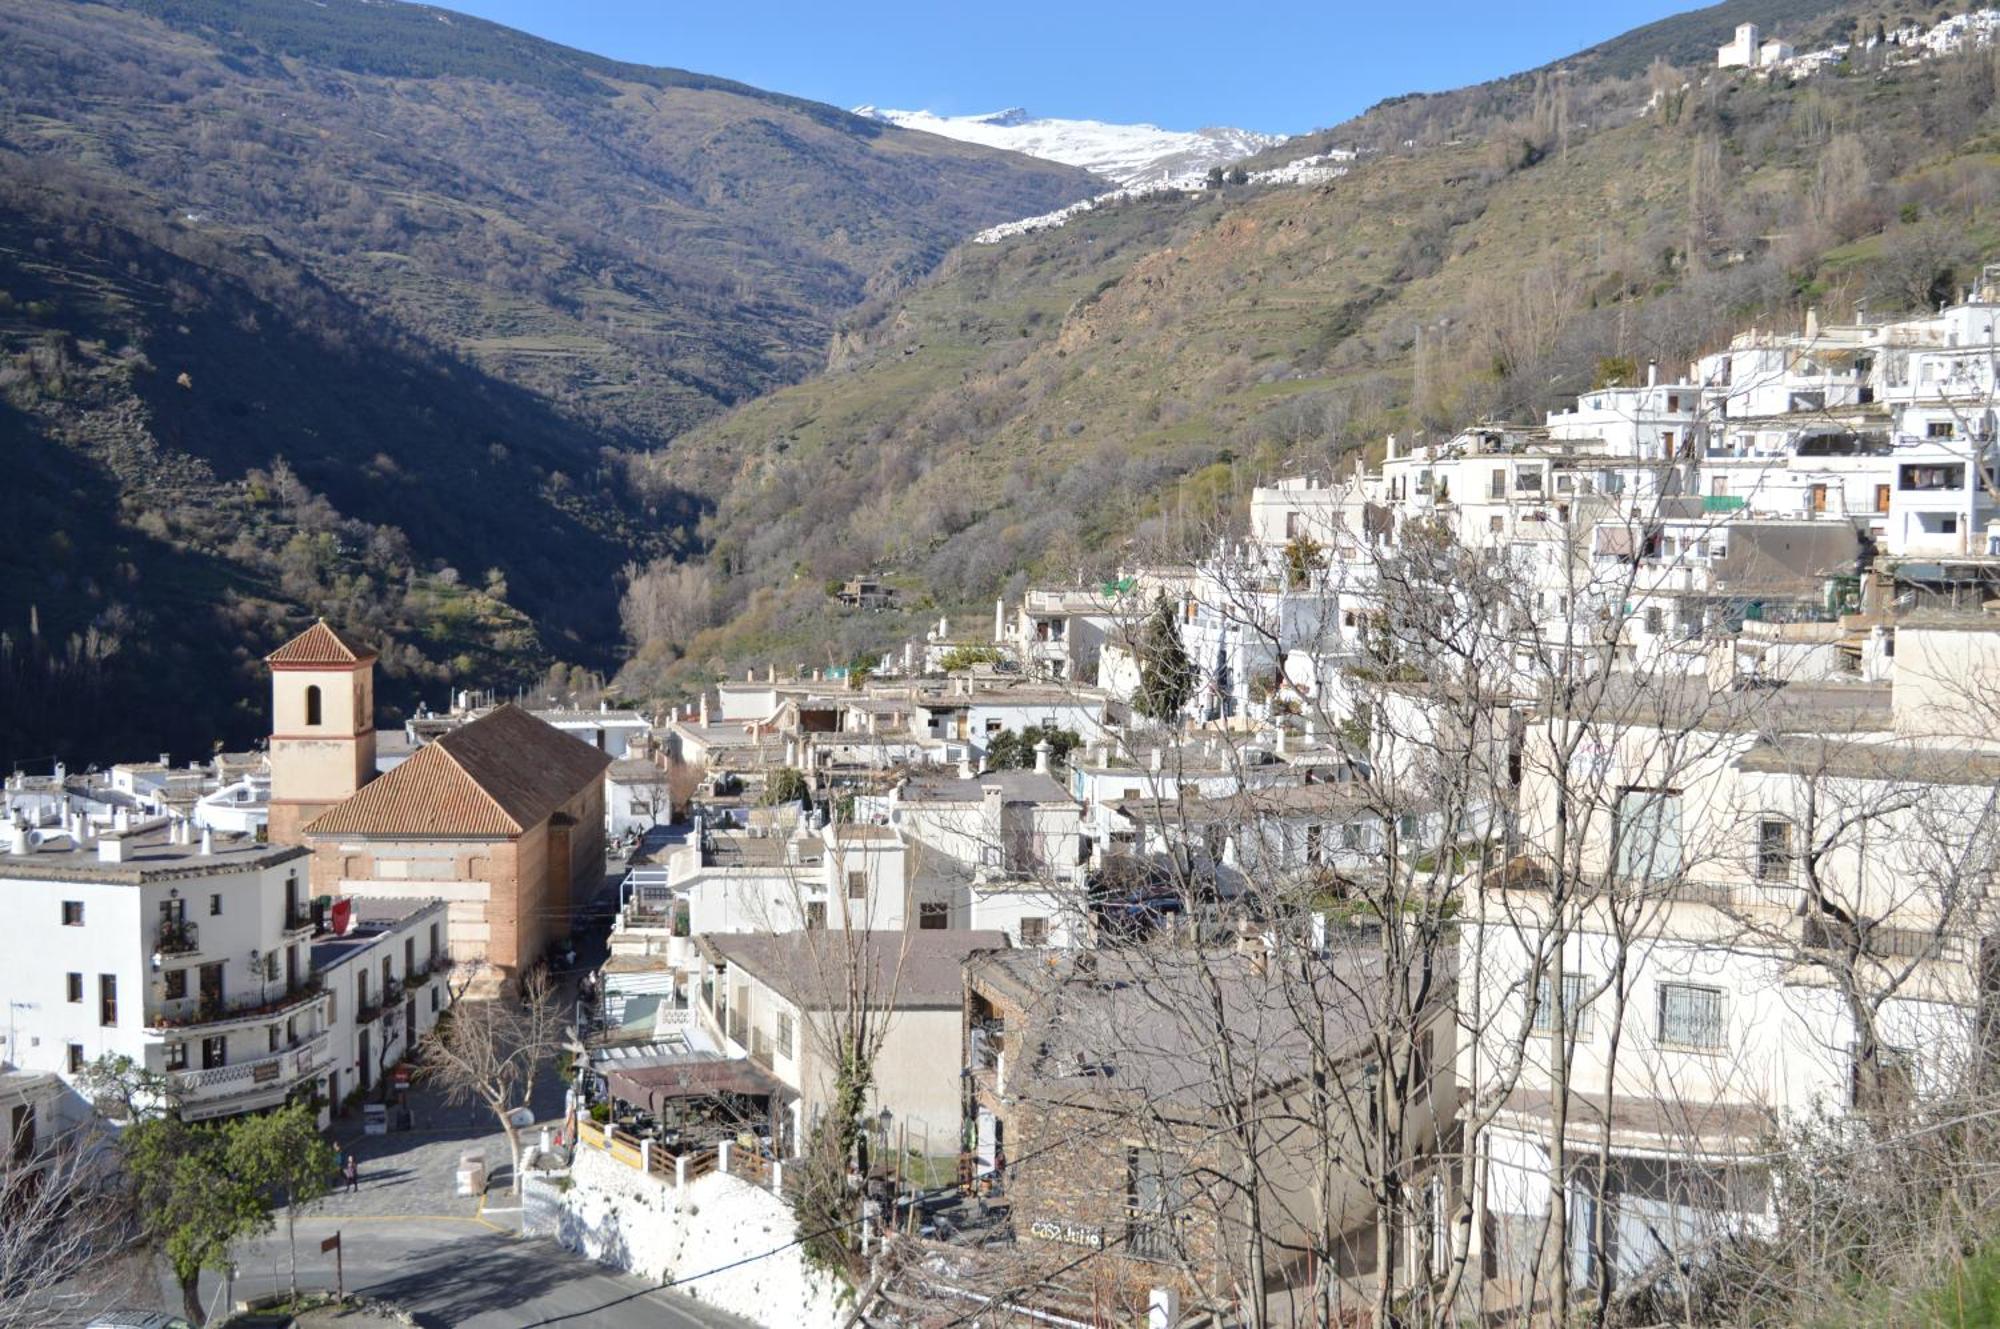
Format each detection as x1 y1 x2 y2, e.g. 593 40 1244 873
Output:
995 598 1006 642
114 808 130 834
698 693 710 726
1275 727 1289 757
1033 738 1053 775
97 833 127 864
1148 748 1163 773
958 755 977 781
159 752 170 769
199 827 213 856
768 664 777 683
939 616 949 638
52 761 65 784
1645 360 1658 388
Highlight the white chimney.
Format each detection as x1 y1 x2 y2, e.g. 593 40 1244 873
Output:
938 616 949 638
5 822 27 856
199 827 213 856
98 833 127 864
1148 748 1163 773
746 668 755 682
1645 360 1658 388
1033 738 1053 775
958 755 977 781
698 693 710 726
114 807 130 834
768 664 777 683
1275 727 1289 757
995 598 1006 642
52 761 65 784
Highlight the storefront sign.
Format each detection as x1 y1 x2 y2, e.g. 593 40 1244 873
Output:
1028 1218 1104 1250
252 1059 281 1084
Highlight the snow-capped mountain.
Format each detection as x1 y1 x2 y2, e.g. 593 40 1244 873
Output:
853 105 1283 188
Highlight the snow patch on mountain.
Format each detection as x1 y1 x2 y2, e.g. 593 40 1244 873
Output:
852 105 1283 188
970 151 1357 245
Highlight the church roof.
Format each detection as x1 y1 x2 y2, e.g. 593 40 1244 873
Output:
303 704 610 839
267 620 377 667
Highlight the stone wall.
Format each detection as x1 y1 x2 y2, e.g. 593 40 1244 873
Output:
532 1143 850 1328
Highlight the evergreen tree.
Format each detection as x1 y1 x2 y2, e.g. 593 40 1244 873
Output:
1134 593 1195 723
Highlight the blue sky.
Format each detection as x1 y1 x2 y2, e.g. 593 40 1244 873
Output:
435 1 1708 135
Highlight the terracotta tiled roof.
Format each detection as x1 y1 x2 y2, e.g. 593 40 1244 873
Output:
267 620 376 666
303 704 611 838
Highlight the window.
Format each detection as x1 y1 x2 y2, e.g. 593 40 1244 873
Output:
66 1044 85 1075
1340 822 1362 851
164 1043 188 1072
805 901 826 931
1875 483 1892 513
1927 420 1955 439
1490 468 1507 499
1808 483 1827 514
429 922 440 963
1757 818 1794 881
98 975 117 1028
208 893 222 917
776 1012 794 1059
847 870 867 900
1285 511 1301 539
918 902 950 930
1667 393 1683 411
163 969 187 1001
1020 917 1048 946
430 986 439 1013
1644 606 1664 634
1533 973 1593 1036
268 1026 282 1053
1900 463 1965 491
65 972 82 1004
1516 469 1543 494
1657 983 1725 1049
1615 788 1682 882
305 684 323 726
201 1036 227 1070
61 901 83 927
1306 825 1324 867
1661 430 1676 453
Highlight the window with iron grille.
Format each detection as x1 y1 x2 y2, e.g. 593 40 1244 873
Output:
1532 973 1592 1036
1757 818 1794 881
1658 983 1724 1049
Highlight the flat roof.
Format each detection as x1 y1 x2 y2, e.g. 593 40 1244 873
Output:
0 825 307 884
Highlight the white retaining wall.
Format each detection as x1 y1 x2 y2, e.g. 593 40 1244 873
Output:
533 1143 850 1328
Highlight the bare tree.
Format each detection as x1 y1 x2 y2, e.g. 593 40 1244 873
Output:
417 965 565 1194
0 1116 125 1329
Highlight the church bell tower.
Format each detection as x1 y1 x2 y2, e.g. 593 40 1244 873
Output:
266 620 378 845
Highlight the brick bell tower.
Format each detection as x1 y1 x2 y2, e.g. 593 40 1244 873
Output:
266 619 378 845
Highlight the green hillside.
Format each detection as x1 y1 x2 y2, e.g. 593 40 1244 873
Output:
634 15 2000 695
0 0 1096 765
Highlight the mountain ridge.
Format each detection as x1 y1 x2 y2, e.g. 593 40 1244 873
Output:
0 0 1099 764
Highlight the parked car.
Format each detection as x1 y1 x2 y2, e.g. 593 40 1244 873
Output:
86 1313 197 1329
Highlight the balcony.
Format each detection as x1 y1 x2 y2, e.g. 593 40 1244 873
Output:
150 977 324 1033
1125 1210 1191 1263
283 904 315 937
172 1031 330 1117
155 919 200 957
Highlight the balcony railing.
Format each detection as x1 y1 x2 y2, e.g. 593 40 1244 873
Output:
1125 1210 1190 1263
155 919 200 956
284 904 314 934
151 977 323 1031
173 1031 330 1099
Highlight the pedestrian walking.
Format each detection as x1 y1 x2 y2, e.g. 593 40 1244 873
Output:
344 1151 359 1194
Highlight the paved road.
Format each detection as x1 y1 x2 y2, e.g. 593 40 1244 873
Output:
219 1216 754 1329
